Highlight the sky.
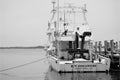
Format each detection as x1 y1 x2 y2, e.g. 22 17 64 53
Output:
0 0 120 47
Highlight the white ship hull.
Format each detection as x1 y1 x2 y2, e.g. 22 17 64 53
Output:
47 55 110 72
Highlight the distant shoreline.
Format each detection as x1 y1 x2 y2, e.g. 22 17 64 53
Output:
0 46 44 49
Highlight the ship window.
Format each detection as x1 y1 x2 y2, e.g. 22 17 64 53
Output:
60 41 69 51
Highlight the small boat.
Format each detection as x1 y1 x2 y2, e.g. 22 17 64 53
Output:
46 0 110 72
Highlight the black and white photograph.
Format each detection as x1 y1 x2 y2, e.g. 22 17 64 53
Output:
0 0 120 80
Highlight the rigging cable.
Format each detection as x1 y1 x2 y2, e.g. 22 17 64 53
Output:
0 57 47 72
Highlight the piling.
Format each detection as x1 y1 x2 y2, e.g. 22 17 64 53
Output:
115 42 118 50
104 40 108 55
110 40 114 59
94 42 97 53
98 41 102 55
93 40 120 71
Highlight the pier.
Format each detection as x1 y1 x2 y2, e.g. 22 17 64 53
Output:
91 40 120 71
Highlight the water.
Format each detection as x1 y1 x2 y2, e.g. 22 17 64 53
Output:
0 49 120 80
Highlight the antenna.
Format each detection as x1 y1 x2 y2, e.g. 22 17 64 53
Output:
57 0 59 32
52 0 56 10
50 0 56 22
83 4 88 25
63 0 66 31
63 10 66 30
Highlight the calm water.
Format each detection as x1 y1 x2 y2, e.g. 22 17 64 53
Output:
0 49 120 80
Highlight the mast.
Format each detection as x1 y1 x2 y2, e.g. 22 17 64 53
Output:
57 0 59 32
54 0 60 58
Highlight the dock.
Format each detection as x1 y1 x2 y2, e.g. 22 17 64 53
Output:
91 40 120 71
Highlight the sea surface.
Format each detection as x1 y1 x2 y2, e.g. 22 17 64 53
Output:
0 49 120 80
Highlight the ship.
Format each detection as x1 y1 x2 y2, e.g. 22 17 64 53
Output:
46 0 110 72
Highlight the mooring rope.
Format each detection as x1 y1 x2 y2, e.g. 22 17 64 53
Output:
0 57 47 72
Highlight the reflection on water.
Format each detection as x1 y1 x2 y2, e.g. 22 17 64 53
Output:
45 67 120 80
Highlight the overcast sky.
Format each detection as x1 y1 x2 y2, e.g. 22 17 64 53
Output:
0 0 120 47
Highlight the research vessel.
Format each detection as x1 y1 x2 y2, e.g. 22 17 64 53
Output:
46 0 110 72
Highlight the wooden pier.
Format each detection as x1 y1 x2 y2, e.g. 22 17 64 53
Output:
91 40 120 71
